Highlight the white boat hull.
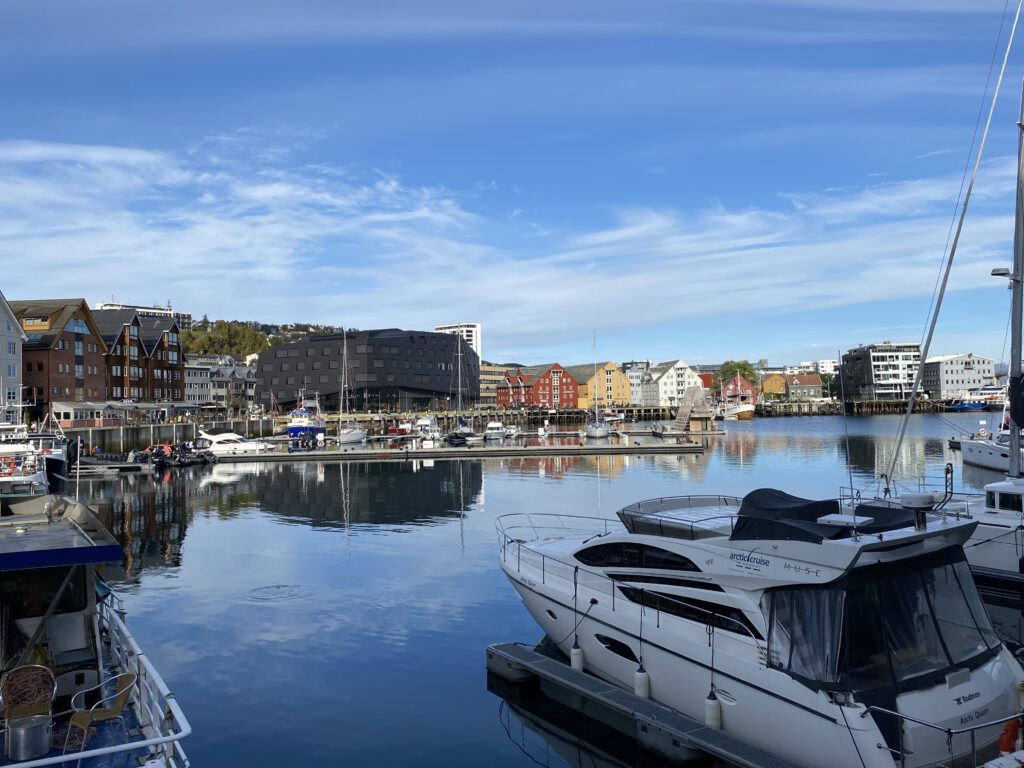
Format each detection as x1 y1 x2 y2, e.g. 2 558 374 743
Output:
503 570 1010 768
337 428 366 445
584 425 610 439
961 437 1019 472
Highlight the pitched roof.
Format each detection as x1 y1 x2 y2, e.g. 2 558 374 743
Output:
789 374 822 386
0 289 25 342
90 308 139 346
8 298 105 350
562 364 597 385
139 316 177 355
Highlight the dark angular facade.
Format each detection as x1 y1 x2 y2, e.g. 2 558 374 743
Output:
255 328 480 413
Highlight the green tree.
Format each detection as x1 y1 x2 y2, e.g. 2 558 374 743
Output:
714 360 757 391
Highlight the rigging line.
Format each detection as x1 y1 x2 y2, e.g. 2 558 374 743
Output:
886 0 1024 488
963 525 1024 548
552 601 598 647
839 703 869 768
921 0 1014 348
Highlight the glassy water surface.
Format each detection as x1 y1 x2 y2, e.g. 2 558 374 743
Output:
80 413 1013 767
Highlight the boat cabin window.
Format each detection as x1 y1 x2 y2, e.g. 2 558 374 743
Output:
619 587 762 639
574 543 699 572
761 547 999 693
998 492 1023 513
1 566 88 621
987 491 996 508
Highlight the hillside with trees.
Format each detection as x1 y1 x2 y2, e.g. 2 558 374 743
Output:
182 318 345 358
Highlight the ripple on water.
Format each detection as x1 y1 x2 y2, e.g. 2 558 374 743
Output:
246 584 313 602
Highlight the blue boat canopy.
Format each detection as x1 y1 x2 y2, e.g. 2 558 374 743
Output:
0 497 123 571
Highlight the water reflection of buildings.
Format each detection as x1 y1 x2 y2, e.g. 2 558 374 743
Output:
247 460 483 528
841 435 951 486
86 466 199 582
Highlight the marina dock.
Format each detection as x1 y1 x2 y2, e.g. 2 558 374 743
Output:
215 439 703 464
486 642 804 768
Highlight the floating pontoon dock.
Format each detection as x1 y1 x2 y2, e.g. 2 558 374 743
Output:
486 642 806 768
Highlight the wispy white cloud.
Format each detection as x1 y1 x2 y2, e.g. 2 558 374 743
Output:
0 139 1013 362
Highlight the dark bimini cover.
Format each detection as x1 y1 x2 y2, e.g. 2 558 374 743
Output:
730 488 918 544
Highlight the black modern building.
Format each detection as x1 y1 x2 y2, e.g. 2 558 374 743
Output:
254 328 480 412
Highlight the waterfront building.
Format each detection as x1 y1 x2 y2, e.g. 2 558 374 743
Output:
0 289 25 423
648 360 704 407
185 361 213 406
496 364 579 410
761 372 787 400
620 360 653 405
8 298 107 418
562 363 631 411
92 309 185 402
921 353 995 400
210 362 257 416
786 373 823 400
840 341 921 401
256 328 480 413
94 300 193 330
434 322 481 360
478 362 507 407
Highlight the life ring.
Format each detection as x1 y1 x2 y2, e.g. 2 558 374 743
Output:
999 717 1020 754
979 428 990 439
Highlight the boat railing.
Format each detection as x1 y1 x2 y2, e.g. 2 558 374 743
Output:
858 704 1022 768
496 512 617 545
92 595 192 768
498 526 762 645
617 496 742 538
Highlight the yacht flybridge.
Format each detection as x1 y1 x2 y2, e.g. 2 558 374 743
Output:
497 488 1024 768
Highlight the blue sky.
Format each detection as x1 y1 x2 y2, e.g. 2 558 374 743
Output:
2 0 1023 367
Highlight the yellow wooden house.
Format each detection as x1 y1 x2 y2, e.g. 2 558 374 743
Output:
563 362 632 411
760 372 787 400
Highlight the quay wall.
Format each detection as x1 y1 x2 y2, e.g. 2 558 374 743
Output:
66 419 276 453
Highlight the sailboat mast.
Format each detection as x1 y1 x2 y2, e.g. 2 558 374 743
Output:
1008 84 1024 478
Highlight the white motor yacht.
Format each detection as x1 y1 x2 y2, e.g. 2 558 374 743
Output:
484 421 506 441
497 488 1024 768
504 424 523 439
196 430 274 456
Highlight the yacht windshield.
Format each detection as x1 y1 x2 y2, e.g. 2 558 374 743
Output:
762 547 999 693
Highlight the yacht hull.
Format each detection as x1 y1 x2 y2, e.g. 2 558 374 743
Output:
501 565 1012 768
961 437 1019 472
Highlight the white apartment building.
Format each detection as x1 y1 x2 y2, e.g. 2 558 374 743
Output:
921 353 996 400
435 323 481 360
94 300 193 330
647 360 704 407
840 342 921 401
0 290 25 423
785 359 838 376
620 360 653 405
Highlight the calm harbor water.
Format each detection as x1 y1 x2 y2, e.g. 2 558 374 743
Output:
78 412 1013 767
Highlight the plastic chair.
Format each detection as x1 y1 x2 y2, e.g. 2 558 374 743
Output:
1 664 56 721
62 673 136 754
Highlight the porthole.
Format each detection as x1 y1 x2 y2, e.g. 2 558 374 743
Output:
545 609 557 620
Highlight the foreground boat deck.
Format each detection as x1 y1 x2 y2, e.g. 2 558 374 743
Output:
486 642 806 768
